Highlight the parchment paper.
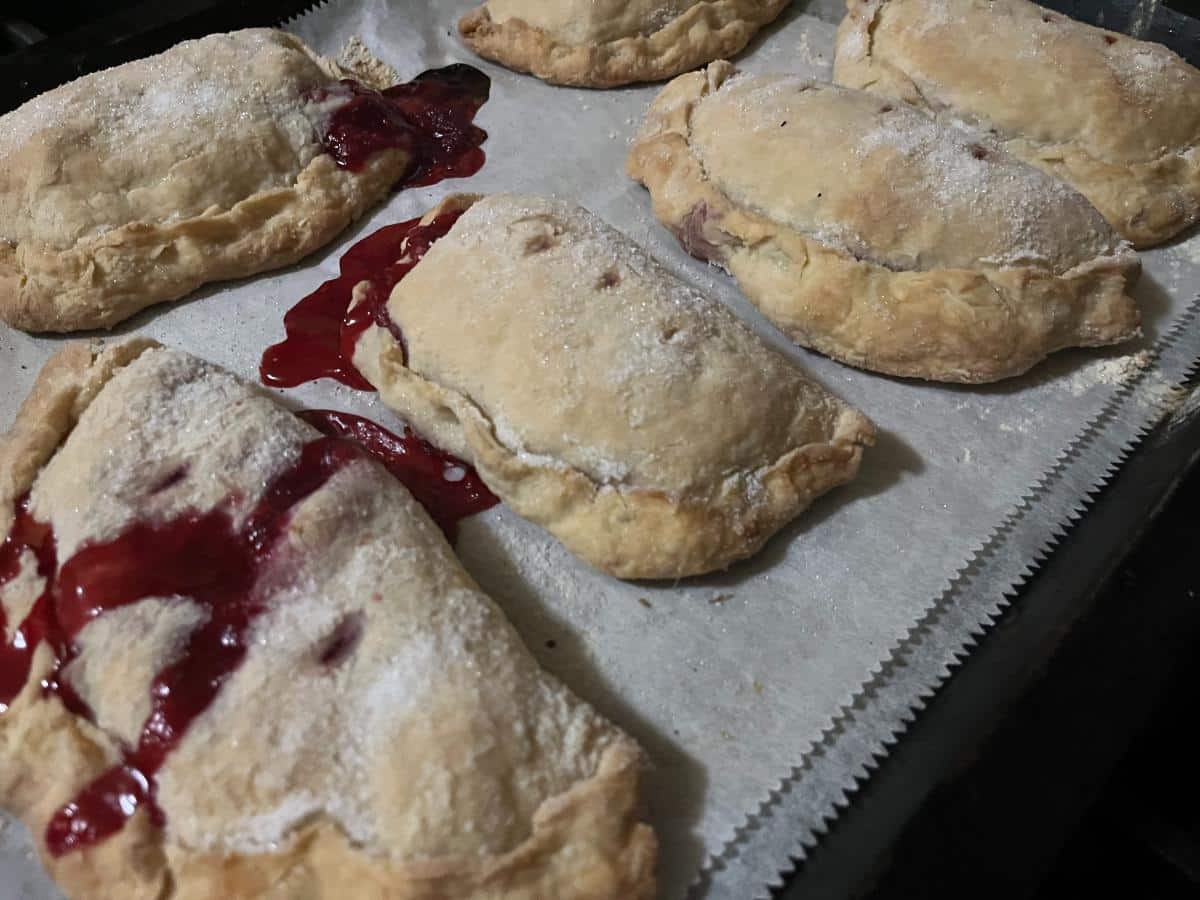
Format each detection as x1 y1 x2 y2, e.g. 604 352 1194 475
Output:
3 2 1200 897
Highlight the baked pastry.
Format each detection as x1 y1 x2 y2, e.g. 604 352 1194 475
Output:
626 62 1141 383
458 0 790 87
0 341 655 899
0 29 489 333
351 193 874 580
833 0 1200 248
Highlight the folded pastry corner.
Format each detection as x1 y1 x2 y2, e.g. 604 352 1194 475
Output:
833 0 1200 248
351 193 873 580
0 341 655 900
627 62 1142 383
0 29 489 333
458 0 790 87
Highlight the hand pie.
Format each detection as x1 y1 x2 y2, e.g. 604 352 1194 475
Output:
0 341 655 900
458 0 789 87
350 193 874 580
626 63 1141 383
833 0 1200 248
0 29 489 332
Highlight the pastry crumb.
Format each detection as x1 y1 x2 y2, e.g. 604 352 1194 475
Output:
338 36 398 88
1067 350 1152 397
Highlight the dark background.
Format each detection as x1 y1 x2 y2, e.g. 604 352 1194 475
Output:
3 2 1199 898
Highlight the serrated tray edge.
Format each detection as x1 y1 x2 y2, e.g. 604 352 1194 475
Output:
692 292 1200 900
277 1 329 26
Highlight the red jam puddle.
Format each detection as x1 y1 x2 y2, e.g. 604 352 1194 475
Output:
0 413 495 856
264 63 488 389
312 64 490 177
260 208 464 389
299 409 495 541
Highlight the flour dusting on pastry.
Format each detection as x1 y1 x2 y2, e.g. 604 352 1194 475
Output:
353 193 873 579
0 30 490 333
628 61 1141 383
0 342 655 899
833 0 1200 247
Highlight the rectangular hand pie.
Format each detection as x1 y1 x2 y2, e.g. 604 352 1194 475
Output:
627 62 1141 383
0 29 488 332
350 193 874 580
0 341 654 900
459 0 789 87
834 0 1200 248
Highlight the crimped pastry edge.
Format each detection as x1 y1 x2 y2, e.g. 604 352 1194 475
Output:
352 193 874 580
626 62 1142 383
458 0 790 87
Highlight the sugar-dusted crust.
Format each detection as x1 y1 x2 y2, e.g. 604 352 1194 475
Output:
353 194 873 580
458 0 789 87
0 343 655 900
5 729 654 900
0 30 409 333
833 0 1200 248
0 340 159 534
626 62 1141 383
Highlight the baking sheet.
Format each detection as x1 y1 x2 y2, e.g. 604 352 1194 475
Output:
699 294 1200 900
3 1 1200 897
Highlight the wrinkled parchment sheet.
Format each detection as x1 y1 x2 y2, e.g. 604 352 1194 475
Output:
3 1 1199 896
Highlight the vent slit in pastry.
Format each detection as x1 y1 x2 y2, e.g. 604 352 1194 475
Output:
349 193 875 579
833 0 1200 247
0 29 490 333
0 342 654 899
627 62 1142 383
458 0 790 87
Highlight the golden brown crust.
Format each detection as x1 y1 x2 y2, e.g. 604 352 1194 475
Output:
0 340 159 532
833 0 1200 248
0 154 408 333
358 322 871 580
4 678 655 900
353 194 873 580
626 63 1142 383
458 0 789 87
4 716 653 900
1 665 170 900
0 31 410 333
0 342 171 893
0 343 656 900
160 745 654 900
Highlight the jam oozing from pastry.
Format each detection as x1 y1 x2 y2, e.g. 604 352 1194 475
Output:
674 201 724 263
44 437 360 855
311 64 490 176
0 409 496 854
260 208 465 389
299 409 497 541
